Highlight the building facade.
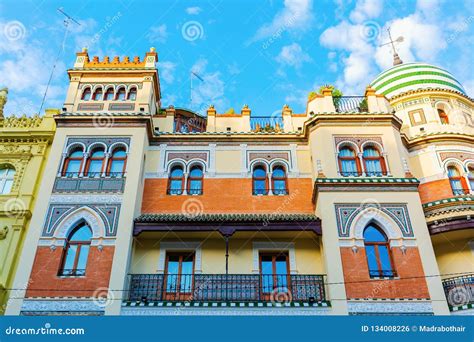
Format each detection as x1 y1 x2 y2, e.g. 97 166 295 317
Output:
5 49 473 316
0 89 57 314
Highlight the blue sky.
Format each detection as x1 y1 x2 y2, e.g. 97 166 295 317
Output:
0 0 473 117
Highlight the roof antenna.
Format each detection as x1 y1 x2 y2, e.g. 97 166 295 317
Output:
380 27 404 66
38 8 81 115
190 70 204 107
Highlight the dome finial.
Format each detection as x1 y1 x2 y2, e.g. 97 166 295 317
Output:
380 27 404 66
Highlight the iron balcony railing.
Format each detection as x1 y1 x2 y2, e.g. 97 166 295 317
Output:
452 188 471 196
252 188 289 196
442 273 474 308
333 96 368 113
369 269 397 278
167 187 203 195
127 274 327 303
250 116 284 132
61 172 126 178
58 269 86 277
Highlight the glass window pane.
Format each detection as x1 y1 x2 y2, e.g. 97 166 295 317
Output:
253 180 266 194
91 150 105 158
66 160 81 173
88 160 103 174
63 245 78 270
378 245 393 275
364 226 386 242
0 168 6 177
253 167 266 178
170 179 182 192
447 166 460 177
110 160 125 174
365 245 378 274
70 151 83 158
189 167 202 178
273 180 285 190
76 245 90 271
365 159 382 175
2 179 13 194
341 159 357 175
113 150 126 158
181 260 194 292
272 167 285 178
363 147 379 157
170 167 183 177
339 148 354 157
70 225 92 241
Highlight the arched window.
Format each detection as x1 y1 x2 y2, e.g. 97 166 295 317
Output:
128 87 137 100
438 109 449 124
92 88 103 101
81 88 91 101
59 222 92 276
252 165 268 195
338 146 360 176
364 224 395 278
0 166 15 194
107 148 127 177
363 146 386 176
468 165 474 192
85 148 105 177
187 165 203 195
447 165 466 195
168 165 184 195
116 87 126 101
272 165 288 195
62 148 84 176
104 88 114 101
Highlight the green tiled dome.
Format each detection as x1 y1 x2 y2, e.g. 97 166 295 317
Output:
371 63 466 99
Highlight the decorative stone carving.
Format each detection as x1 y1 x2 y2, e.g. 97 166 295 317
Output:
0 225 9 240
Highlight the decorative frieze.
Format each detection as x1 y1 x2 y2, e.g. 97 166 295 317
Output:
42 203 121 237
334 203 414 238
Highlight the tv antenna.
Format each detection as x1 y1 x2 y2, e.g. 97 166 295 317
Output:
380 27 404 66
190 70 204 106
38 8 81 115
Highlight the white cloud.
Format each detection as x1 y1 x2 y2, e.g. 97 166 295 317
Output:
350 0 384 23
186 7 202 15
190 58 228 111
276 43 312 68
318 0 456 94
147 24 168 43
158 61 176 84
374 14 447 69
249 0 313 43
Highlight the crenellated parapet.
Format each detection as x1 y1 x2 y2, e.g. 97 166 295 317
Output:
74 47 157 69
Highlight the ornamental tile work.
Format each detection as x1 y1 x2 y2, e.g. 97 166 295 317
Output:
333 136 383 149
334 203 414 238
42 204 121 237
439 151 474 162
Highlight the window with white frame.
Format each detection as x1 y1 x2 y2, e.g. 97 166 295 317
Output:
0 166 15 194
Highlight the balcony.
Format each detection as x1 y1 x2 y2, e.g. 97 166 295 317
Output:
167 187 203 196
127 274 327 303
333 96 368 113
53 172 126 193
250 116 284 132
442 274 474 310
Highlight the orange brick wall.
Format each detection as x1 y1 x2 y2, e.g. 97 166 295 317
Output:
340 247 430 299
418 179 454 204
26 246 114 298
142 178 314 213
